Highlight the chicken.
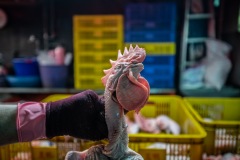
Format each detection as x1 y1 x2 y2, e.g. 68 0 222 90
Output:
125 116 140 134
134 113 160 134
156 115 180 135
134 113 180 135
202 153 240 160
65 45 150 160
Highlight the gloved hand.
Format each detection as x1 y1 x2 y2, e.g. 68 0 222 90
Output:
16 90 108 143
46 90 108 141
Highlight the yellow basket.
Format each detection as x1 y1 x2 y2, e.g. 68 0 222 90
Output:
0 139 82 160
31 143 58 160
42 95 206 160
127 95 206 160
125 42 176 55
183 97 240 155
41 94 72 102
0 142 31 160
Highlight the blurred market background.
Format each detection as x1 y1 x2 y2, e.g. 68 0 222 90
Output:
0 0 240 159
0 0 240 97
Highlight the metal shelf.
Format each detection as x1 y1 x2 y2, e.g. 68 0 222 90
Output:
187 37 208 43
150 88 176 95
180 86 240 97
0 88 89 94
184 61 198 66
179 0 211 93
0 87 175 95
187 13 213 19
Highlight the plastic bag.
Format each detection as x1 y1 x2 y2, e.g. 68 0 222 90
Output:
204 39 232 90
182 65 205 89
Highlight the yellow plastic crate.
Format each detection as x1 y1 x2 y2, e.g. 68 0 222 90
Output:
74 42 121 89
32 145 57 160
73 15 123 90
74 42 122 53
75 75 105 90
77 54 117 64
75 63 107 89
127 95 206 160
0 142 32 160
75 29 121 42
0 140 81 160
183 97 240 155
42 94 72 102
77 64 110 76
0 144 9 159
125 42 176 55
139 147 166 160
73 15 123 51
40 95 206 160
0 142 31 160
73 15 123 29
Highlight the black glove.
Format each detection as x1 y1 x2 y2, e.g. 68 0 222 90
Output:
45 90 108 141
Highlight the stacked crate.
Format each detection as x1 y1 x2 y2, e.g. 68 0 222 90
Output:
124 2 177 89
73 15 123 89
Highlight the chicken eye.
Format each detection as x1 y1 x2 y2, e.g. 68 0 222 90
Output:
114 64 121 70
111 64 121 74
131 60 138 64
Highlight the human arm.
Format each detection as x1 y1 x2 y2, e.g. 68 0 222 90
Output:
0 90 108 146
0 104 18 145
